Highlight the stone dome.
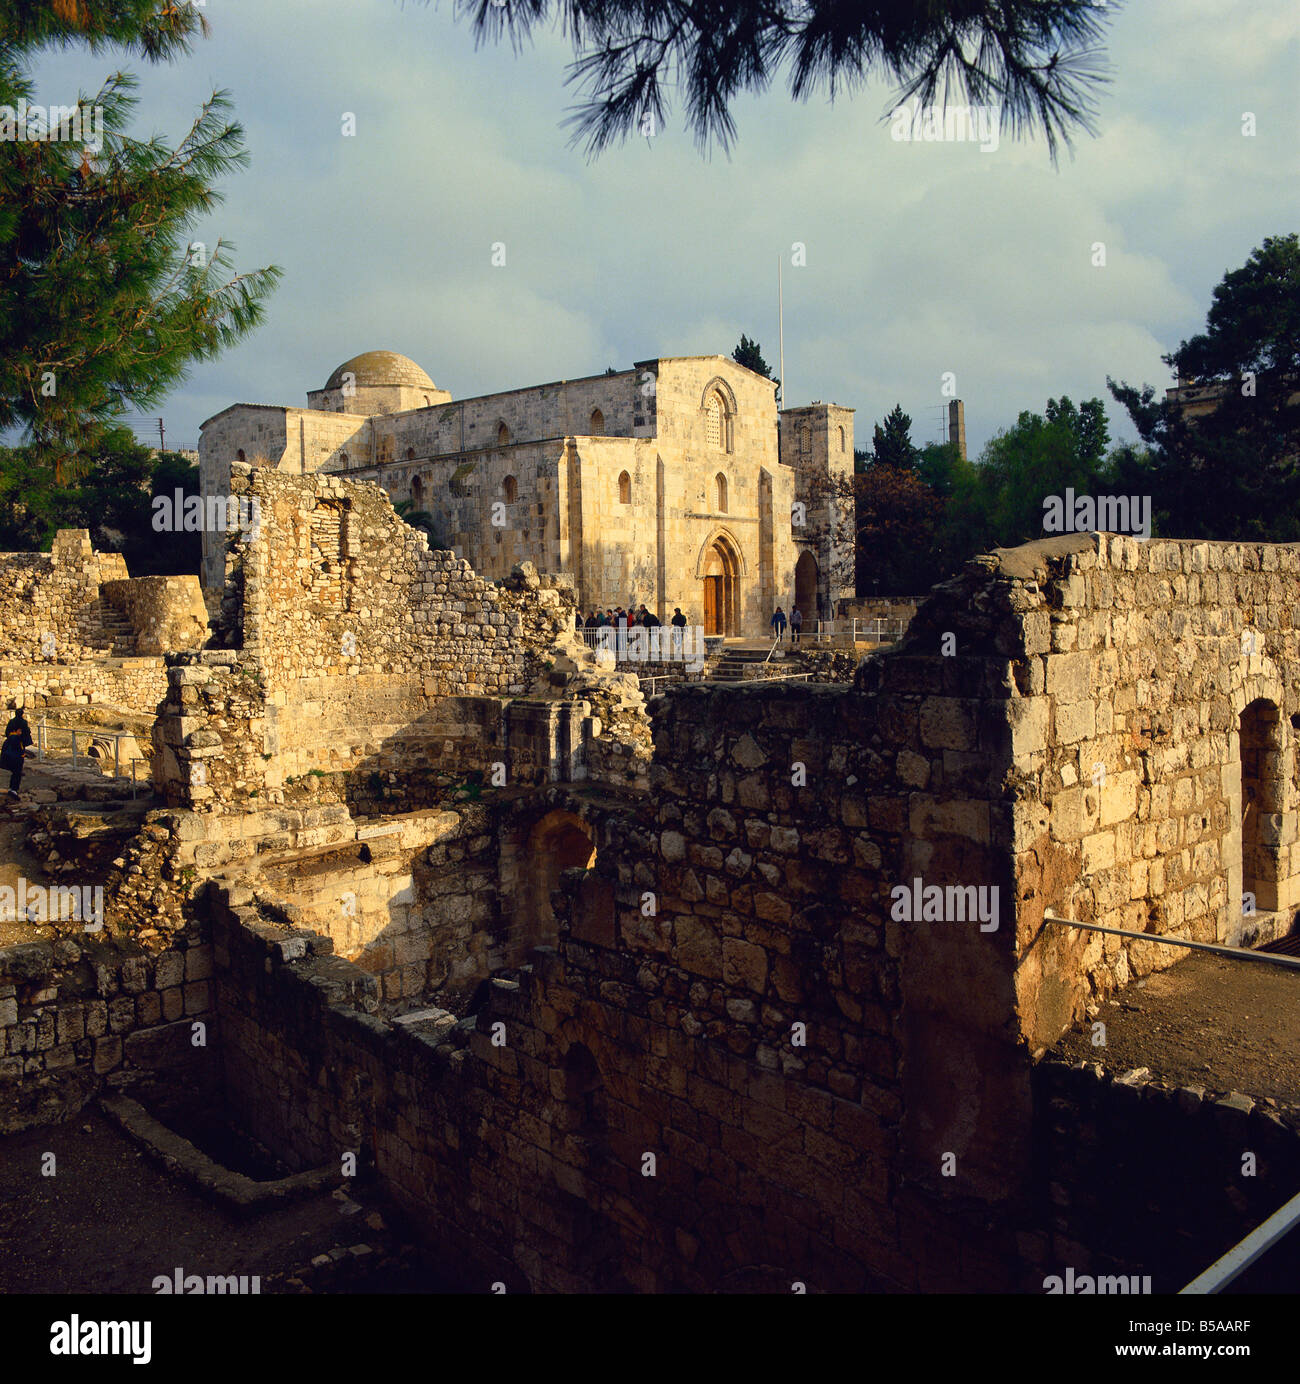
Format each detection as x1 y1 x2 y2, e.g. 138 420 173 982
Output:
324 350 436 392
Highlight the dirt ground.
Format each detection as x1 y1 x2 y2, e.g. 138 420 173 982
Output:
1051 952 1300 1118
0 1105 447 1294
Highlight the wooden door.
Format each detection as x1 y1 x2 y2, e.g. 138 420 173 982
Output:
704 576 722 634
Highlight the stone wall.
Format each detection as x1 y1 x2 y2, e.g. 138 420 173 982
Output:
0 529 125 662
1032 1058 1300 1291
199 532 1300 1292
0 659 168 718
100 575 208 656
0 930 214 1133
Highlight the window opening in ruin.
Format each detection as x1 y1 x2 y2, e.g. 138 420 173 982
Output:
562 1043 604 1139
406 447 415 460
838 425 846 452
236 448 245 464
590 408 605 435
523 811 596 951
1240 698 1285 914
715 472 728 513
497 422 510 447
618 471 631 505
502 475 518 503
411 476 423 507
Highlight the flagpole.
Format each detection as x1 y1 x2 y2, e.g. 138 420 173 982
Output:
778 254 785 410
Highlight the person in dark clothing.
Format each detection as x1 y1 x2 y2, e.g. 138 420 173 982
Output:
585 612 599 629
670 608 687 629
2 706 34 800
790 606 803 644
771 606 787 641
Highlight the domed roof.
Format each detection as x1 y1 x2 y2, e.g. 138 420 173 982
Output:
324 350 435 391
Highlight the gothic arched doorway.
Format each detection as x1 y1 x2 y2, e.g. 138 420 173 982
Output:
794 550 818 623
702 535 740 636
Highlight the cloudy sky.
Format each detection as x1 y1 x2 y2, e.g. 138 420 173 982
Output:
28 0 1300 456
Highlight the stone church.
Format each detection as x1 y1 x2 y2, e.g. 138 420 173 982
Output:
198 350 855 637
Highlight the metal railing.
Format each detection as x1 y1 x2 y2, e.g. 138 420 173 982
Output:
1042 911 1300 972
807 617 908 644
36 714 149 795
1181 1188 1300 1293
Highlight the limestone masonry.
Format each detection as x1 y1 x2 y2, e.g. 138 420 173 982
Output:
2 465 1299 1292
198 350 855 635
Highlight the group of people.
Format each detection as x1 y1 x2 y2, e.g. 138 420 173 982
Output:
769 605 805 644
576 603 809 641
578 606 690 631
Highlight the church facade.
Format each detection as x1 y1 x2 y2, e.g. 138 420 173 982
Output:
198 350 854 637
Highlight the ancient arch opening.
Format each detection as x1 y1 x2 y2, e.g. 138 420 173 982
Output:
411 475 423 508
497 422 511 447
795 550 818 621
522 811 596 953
618 470 632 504
590 407 605 435
1240 698 1286 915
502 474 518 503
715 472 728 513
701 534 740 636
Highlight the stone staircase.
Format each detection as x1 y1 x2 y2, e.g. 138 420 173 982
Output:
76 596 135 656
708 645 796 682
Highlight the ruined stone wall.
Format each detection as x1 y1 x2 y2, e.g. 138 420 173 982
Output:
253 807 502 1006
100 575 208 655
1032 1058 1300 1291
0 659 168 718
208 651 1026 1291
958 534 1300 1050
0 931 214 1134
0 529 124 662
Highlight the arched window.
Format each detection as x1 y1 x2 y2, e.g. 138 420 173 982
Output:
618 471 631 504
502 475 517 503
497 422 510 447
411 476 423 507
838 426 846 453
590 407 605 435
715 472 728 512
340 452 349 466
703 388 734 453
406 447 415 460
236 448 246 464
704 393 723 448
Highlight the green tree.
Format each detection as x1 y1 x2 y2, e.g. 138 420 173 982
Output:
871 404 919 471
854 463 944 595
925 395 1111 569
732 334 772 378
0 427 201 574
1109 235 1300 541
0 1 280 480
447 1 1112 157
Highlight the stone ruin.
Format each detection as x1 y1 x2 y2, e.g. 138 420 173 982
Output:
2 466 1299 1292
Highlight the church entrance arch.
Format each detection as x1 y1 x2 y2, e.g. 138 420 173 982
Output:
699 533 741 636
